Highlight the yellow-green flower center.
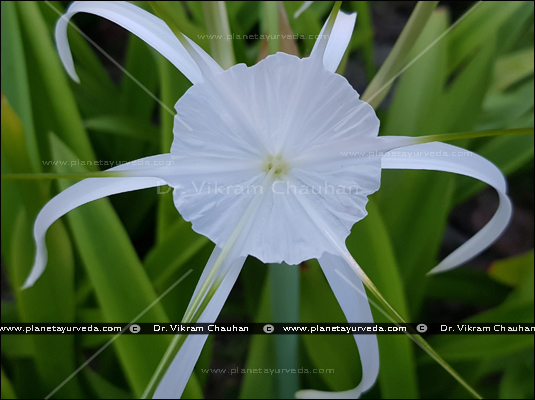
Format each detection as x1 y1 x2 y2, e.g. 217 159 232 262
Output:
263 154 290 178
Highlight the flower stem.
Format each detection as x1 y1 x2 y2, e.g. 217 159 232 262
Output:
269 263 300 398
202 1 235 69
263 1 279 54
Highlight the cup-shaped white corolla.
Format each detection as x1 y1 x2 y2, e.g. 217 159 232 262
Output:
23 2 512 399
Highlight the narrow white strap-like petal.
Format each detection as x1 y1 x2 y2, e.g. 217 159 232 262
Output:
23 154 175 288
153 247 246 399
56 1 222 84
297 252 379 399
311 11 356 73
294 1 314 19
381 141 513 274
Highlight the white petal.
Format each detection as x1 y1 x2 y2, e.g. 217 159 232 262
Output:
294 1 314 19
153 247 246 399
23 154 175 288
170 53 383 265
311 11 357 73
297 251 379 399
381 141 512 274
56 1 222 84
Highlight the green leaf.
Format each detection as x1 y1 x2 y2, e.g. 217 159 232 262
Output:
425 268 510 307
48 133 201 397
69 67 123 119
480 78 534 130
1 1 40 171
495 1 534 53
82 367 133 399
423 269 534 363
423 305 534 363
349 1 375 81
381 8 449 137
300 259 362 392
488 250 534 288
228 1 261 63
434 38 496 137
378 9 452 317
347 200 419 399
239 257 268 318
84 115 160 142
1 312 33 357
447 1 524 73
151 1 210 51
144 217 210 288
121 35 159 121
185 1 206 25
1 367 17 399
1 96 46 217
499 357 534 399
37 1 122 119
492 48 534 92
0 153 23 265
46 2 115 89
1 97 80 398
11 210 80 398
362 1 439 108
16 1 96 166
78 309 113 349
1 301 19 323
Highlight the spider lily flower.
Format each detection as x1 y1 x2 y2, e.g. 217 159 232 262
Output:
23 1 512 399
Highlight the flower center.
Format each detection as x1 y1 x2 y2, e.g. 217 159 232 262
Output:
263 154 290 178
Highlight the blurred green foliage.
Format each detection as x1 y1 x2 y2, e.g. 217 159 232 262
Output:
1 1 533 399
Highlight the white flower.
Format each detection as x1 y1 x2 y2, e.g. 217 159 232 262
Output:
23 1 512 399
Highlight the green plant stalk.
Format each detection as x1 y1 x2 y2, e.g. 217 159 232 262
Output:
264 1 279 55
269 263 300 398
202 1 235 69
362 1 439 108
4 128 531 180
